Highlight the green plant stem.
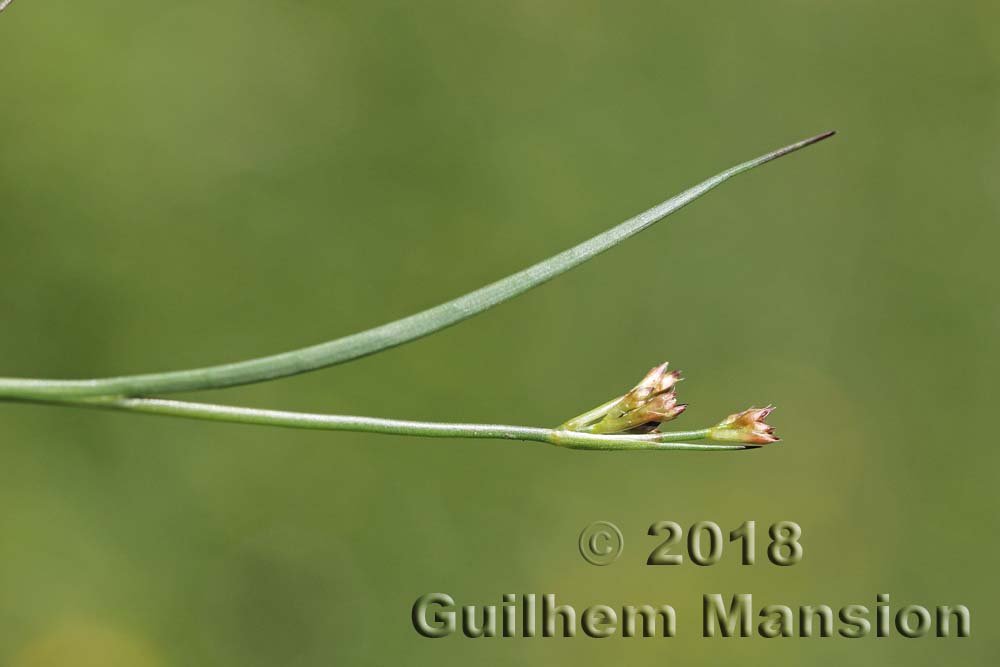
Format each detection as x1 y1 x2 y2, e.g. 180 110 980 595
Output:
0 132 834 401
18 396 734 451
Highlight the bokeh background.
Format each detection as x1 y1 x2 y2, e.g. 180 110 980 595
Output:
1 1 998 665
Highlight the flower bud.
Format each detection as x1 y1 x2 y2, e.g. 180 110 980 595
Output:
708 406 779 444
616 362 681 413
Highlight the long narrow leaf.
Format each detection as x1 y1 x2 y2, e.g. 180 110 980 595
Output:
0 132 833 399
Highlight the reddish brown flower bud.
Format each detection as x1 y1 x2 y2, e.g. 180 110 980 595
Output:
709 406 779 444
634 392 688 423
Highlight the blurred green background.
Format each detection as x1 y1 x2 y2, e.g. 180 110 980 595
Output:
1 1 998 665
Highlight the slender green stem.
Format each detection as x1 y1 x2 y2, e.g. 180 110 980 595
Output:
0 132 834 401
18 396 737 451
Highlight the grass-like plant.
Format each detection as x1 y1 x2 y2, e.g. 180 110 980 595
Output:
0 132 834 451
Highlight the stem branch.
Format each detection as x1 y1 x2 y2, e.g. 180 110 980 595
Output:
18 396 738 451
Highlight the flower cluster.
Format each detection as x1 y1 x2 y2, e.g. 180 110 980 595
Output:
560 362 779 445
560 362 686 435
708 406 780 444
